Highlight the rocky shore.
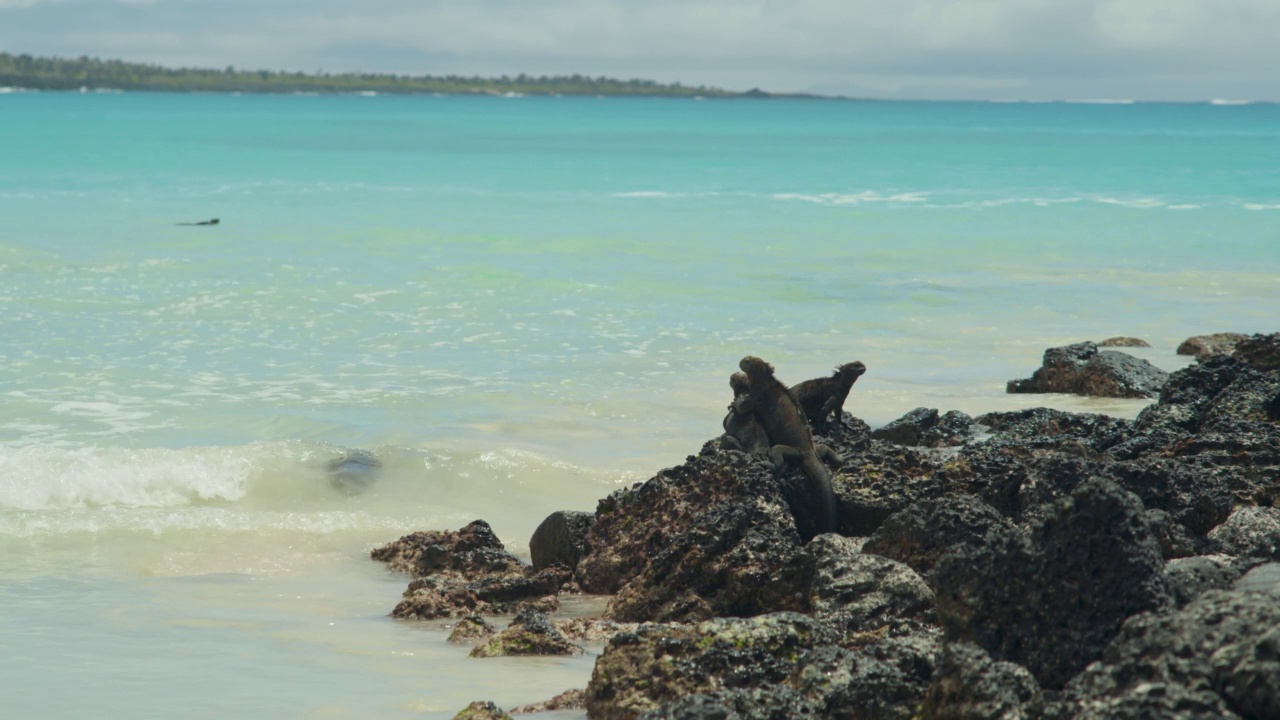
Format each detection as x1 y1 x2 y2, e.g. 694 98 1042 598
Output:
372 333 1280 720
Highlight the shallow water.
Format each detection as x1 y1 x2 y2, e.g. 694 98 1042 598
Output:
2 93 1279 717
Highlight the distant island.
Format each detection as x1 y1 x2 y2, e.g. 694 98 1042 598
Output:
0 52 807 98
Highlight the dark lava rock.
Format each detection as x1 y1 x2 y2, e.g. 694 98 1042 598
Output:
1209 506 1280 560
528 510 595 573
447 614 497 644
1056 589 1280 720
922 411 977 448
805 534 935 634
1007 341 1169 399
832 441 947 537
863 494 1011 575
973 407 1131 455
1102 458 1233 536
932 479 1172 689
1099 336 1151 348
1164 555 1241 606
510 689 586 715
453 701 512 720
634 688 819 720
922 641 1042 720
370 519 524 579
469 608 584 657
1143 509 1204 560
871 408 940 446
1178 332 1248 359
1234 332 1280 371
604 494 813 622
578 446 798 597
789 636 941 720
391 566 567 620
585 613 838 720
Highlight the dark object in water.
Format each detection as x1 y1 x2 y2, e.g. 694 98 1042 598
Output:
178 218 220 226
326 450 381 494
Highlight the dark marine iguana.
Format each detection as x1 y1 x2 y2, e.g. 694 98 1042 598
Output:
739 355 841 536
720 371 775 465
791 361 866 432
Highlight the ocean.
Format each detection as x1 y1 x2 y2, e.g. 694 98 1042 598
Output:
2 92 1278 718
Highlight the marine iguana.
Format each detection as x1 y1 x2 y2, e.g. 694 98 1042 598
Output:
720 371 774 463
177 218 220 226
791 361 866 432
738 355 840 536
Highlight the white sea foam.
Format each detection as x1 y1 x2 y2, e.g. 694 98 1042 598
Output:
1244 203 1280 210
1063 98 1136 104
772 191 929 205
0 443 281 510
1210 99 1252 106
613 191 687 198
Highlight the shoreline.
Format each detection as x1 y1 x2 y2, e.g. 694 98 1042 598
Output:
371 335 1280 718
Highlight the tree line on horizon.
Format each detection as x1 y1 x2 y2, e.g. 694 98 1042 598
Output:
0 52 773 97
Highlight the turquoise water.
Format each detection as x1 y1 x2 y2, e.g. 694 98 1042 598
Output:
2 93 1279 718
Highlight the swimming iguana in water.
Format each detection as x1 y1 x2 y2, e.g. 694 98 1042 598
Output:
739 355 840 536
791 361 866 432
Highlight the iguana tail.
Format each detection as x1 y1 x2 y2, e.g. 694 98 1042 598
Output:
801 454 838 535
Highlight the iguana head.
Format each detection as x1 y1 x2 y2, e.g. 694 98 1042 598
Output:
835 361 867 381
739 356 775 381
729 371 750 396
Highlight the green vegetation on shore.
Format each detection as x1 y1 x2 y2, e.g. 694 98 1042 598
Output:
0 52 791 97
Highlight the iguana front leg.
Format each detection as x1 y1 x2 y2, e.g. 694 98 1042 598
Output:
819 395 842 426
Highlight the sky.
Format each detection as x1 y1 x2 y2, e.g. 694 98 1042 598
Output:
2 0 1279 100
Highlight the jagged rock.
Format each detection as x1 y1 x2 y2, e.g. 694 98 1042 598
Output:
1007 341 1168 399
806 534 935 634
529 510 595 573
391 567 567 620
447 615 497 644
1102 458 1233 536
832 441 947 536
863 494 1010 575
578 446 796 596
932 479 1172 689
923 641 1042 720
453 701 512 720
1056 589 1280 720
634 688 819 720
604 495 813 622
1164 555 1241 606
1142 509 1203 559
1233 332 1280 371
871 408 940 446
370 519 524 579
1064 684 1243 720
1099 337 1151 347
789 636 941 720
470 609 584 657
511 689 586 715
585 613 838 720
553 618 638 644
1236 562 1280 596
1177 332 1248 359
922 411 977 447
973 407 1131 455
1208 506 1280 560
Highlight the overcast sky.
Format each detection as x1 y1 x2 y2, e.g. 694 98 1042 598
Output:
3 0 1278 100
